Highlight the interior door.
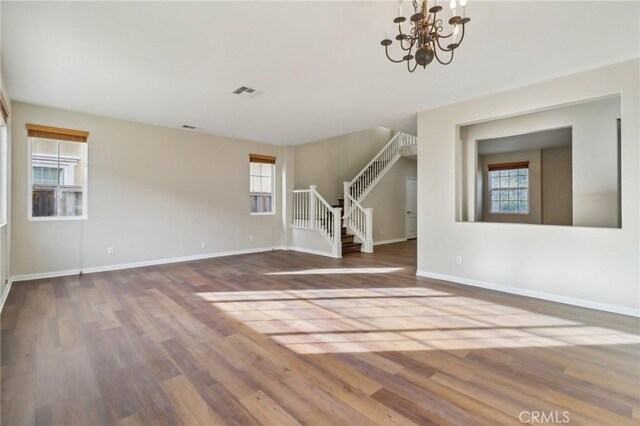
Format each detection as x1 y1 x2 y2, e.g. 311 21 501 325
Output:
406 177 417 239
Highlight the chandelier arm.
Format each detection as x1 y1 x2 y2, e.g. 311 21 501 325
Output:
412 19 420 35
407 60 418 73
435 33 456 52
431 20 453 40
384 45 407 63
398 24 413 37
400 36 416 51
397 24 407 39
433 41 455 65
433 26 466 53
438 29 454 39
426 10 437 30
435 23 466 51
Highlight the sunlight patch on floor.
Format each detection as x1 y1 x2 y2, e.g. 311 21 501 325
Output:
264 267 404 275
197 286 447 303
194 287 640 353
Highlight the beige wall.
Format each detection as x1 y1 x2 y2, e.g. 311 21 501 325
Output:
0 74 10 300
294 127 394 203
1 0 12 299
363 157 417 242
417 59 639 314
11 102 286 277
542 146 572 225
478 149 542 224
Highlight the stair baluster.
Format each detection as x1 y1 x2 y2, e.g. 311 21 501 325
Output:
291 186 342 257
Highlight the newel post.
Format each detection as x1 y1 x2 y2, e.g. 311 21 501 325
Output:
332 207 342 258
342 181 350 217
364 207 374 253
309 185 317 229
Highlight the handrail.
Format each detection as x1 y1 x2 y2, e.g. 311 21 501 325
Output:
349 132 402 186
347 132 416 202
343 192 362 220
314 190 334 211
291 186 342 258
343 192 373 252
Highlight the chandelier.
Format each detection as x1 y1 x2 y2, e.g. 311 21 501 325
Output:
380 0 470 72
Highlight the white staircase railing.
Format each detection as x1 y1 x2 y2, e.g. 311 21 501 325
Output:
346 132 417 202
292 185 342 258
342 193 373 253
341 131 416 253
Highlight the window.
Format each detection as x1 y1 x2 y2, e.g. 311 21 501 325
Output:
249 154 275 214
488 162 529 214
27 124 89 219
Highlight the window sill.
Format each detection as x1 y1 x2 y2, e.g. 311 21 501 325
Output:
490 212 529 215
29 216 88 222
250 212 275 216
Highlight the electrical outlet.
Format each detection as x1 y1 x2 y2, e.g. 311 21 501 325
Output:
107 247 114 255
249 235 254 242
456 256 463 265
201 242 207 248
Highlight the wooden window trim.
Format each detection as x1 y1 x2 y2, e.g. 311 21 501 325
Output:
249 154 276 164
0 95 8 124
26 124 89 143
487 161 529 172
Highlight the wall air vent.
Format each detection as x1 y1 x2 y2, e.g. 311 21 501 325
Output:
182 125 196 129
233 86 258 95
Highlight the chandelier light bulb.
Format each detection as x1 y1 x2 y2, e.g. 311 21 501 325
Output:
452 24 460 43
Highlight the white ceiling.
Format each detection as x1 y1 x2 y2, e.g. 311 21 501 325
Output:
2 1 639 146
478 127 571 155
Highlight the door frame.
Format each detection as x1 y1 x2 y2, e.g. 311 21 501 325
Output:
405 177 417 240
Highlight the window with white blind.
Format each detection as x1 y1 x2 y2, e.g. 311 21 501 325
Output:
249 154 275 215
27 124 89 220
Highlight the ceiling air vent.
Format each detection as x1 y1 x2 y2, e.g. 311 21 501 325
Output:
182 125 196 130
233 86 258 95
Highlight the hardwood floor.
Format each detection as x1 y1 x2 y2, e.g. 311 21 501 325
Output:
2 241 639 425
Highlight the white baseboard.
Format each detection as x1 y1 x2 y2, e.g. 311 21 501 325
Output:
0 278 14 313
10 247 281 283
374 237 408 246
416 270 640 318
285 246 337 258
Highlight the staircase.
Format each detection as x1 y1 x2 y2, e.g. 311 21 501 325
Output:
332 197 363 254
292 131 417 258
342 132 416 253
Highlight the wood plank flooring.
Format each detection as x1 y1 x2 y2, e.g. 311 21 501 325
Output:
2 241 639 425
